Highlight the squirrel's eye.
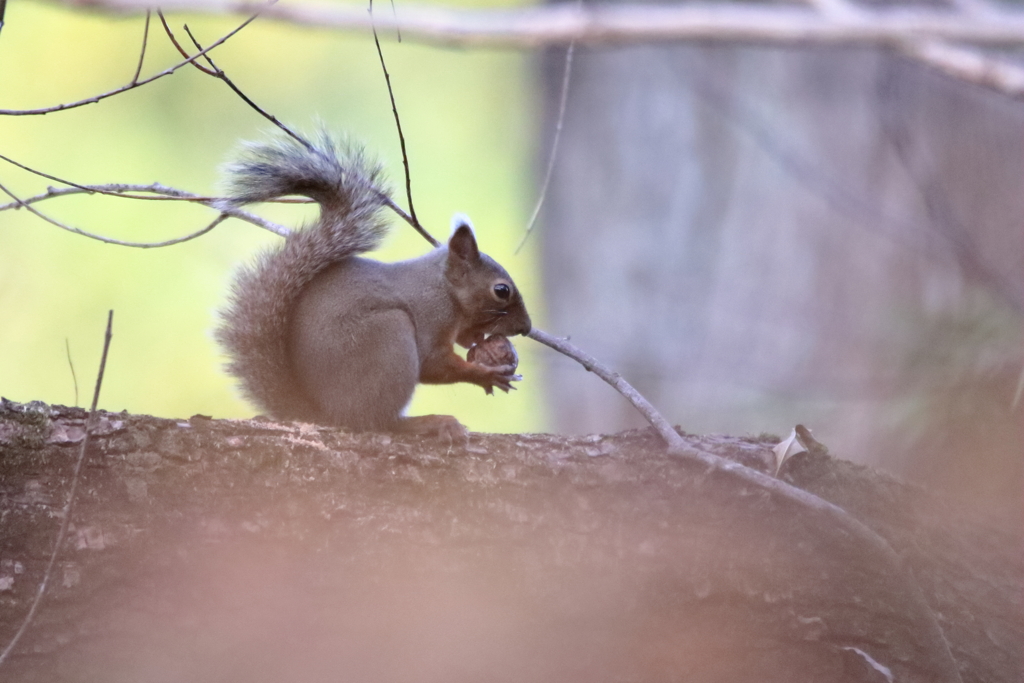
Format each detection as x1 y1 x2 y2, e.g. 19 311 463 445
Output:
493 283 511 301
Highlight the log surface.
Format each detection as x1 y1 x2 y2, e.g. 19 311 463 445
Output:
0 399 1019 682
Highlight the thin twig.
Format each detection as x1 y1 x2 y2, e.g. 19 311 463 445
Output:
65 339 79 407
516 35 577 254
369 0 423 240
158 10 219 76
172 4 440 246
0 311 114 669
131 10 152 84
0 8 264 116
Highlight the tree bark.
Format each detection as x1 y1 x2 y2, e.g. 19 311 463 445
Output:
0 399 1019 682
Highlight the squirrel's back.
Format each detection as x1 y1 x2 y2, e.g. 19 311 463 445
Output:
215 132 392 421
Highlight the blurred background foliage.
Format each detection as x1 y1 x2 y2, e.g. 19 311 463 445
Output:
0 0 548 433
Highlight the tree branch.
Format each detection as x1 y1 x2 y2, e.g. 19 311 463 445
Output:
62 0 1024 48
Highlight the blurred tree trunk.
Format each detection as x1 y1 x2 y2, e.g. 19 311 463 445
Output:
537 36 1024 511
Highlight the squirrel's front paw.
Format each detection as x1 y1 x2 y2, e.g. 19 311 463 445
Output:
467 336 522 395
480 365 523 395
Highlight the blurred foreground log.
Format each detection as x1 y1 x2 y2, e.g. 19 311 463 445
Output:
0 399 1020 682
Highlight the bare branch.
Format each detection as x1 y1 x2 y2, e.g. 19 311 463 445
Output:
0 150 212 201
59 0 1024 48
0 182 216 207
0 179 234 247
0 176 292 241
0 150 293 235
516 35 577 254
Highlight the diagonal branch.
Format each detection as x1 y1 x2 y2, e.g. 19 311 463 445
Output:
800 0 1024 97
896 39 1024 96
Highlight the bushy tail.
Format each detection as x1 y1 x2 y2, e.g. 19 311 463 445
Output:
215 131 392 420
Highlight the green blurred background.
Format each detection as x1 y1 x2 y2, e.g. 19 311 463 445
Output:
0 0 549 432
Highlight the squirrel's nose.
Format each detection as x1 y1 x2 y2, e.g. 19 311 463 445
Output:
517 314 532 337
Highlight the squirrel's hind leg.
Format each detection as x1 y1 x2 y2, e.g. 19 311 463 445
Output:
291 306 469 440
290 308 419 431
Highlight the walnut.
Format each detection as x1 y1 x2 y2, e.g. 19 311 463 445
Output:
467 335 519 371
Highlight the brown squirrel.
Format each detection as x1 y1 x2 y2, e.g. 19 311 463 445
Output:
215 132 531 439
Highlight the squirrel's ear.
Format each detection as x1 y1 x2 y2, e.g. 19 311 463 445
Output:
448 214 480 262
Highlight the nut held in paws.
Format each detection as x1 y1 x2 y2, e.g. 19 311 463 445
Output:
468 335 519 371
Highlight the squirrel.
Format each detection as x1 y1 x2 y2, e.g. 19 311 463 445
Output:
215 132 531 439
